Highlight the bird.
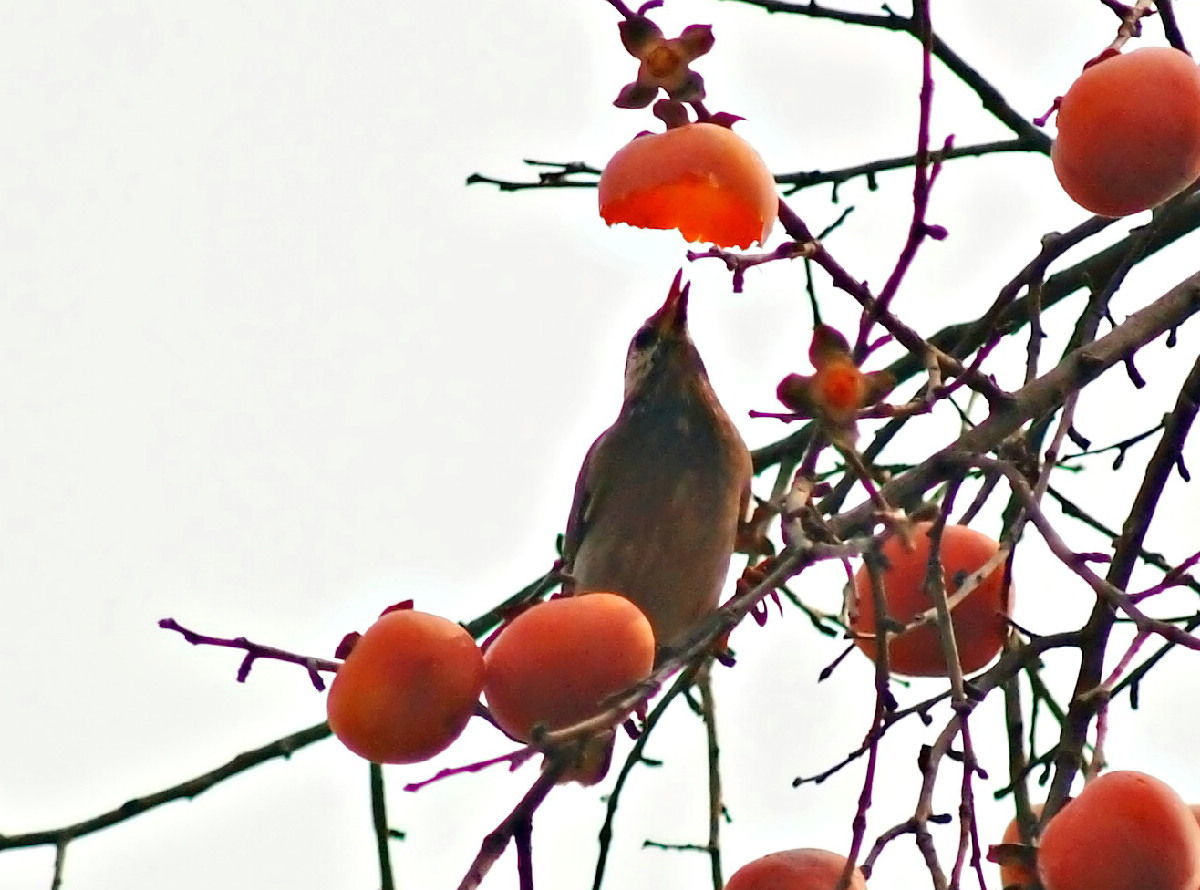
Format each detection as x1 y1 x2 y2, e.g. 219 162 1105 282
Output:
554 271 752 782
565 269 752 646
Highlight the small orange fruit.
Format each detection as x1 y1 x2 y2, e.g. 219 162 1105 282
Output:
1038 771 1200 890
483 593 655 742
598 122 778 248
851 523 1012 677
326 609 484 764
1052 47 1200 217
724 848 867 890
995 804 1044 890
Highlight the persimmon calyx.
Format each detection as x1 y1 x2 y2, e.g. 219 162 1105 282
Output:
775 325 895 439
987 842 1037 877
614 15 714 108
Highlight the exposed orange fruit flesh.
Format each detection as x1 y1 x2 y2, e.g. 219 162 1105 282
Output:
599 123 777 249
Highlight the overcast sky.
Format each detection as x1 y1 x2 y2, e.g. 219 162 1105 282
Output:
5 2 1200 889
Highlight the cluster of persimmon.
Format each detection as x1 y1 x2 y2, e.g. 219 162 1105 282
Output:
328 517 1015 766
850 522 1013 677
1053 46 1200 217
994 771 1200 890
324 596 656 767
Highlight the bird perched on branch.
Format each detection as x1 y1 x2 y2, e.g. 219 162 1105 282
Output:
564 271 753 658
555 271 752 782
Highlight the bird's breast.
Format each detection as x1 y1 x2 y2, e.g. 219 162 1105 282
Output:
571 400 751 651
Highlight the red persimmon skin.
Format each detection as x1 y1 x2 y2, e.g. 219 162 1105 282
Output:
482 593 655 742
1052 47 1200 217
598 122 778 249
724 848 867 890
326 610 484 764
851 523 1013 677
1037 771 1200 890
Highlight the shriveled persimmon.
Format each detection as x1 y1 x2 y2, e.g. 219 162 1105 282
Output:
598 121 778 248
326 609 484 764
1038 771 1200 890
724 848 867 890
851 523 1012 677
482 593 655 742
1052 47 1200 217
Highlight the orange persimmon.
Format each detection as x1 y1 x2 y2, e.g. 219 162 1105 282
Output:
1038 771 1200 890
851 523 1013 677
995 804 1044 890
326 609 484 763
482 593 655 742
598 122 778 248
1052 47 1200 217
724 848 867 890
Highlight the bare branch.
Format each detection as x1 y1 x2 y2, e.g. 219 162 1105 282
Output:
0 723 332 852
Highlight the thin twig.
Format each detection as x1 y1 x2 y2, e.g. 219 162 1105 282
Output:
370 763 396 890
0 722 332 851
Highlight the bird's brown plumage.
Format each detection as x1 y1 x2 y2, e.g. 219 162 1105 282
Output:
563 273 752 655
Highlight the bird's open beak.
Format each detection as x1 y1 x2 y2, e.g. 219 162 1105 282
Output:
648 269 690 335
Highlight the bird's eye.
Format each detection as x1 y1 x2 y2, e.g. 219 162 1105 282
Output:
632 327 656 350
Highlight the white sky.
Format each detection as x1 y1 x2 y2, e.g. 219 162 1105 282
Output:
4 2 1200 889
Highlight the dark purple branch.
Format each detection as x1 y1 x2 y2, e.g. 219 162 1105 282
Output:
853 0 941 358
1157 0 1188 52
404 748 535 793
159 617 338 690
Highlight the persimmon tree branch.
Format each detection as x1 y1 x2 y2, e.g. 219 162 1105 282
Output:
592 662 703 890
774 138 1043 196
158 618 339 689
456 765 564 890
465 139 1044 197
471 275 1200 871
1042 346 1200 819
753 192 1200 473
0 722 332 852
370 763 397 890
722 0 1050 149
831 268 1200 529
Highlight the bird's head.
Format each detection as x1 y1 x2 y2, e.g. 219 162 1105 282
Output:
623 270 710 402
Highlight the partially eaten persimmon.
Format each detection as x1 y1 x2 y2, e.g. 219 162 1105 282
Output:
598 122 778 248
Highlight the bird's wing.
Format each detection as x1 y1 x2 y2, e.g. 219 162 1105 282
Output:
561 430 608 572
